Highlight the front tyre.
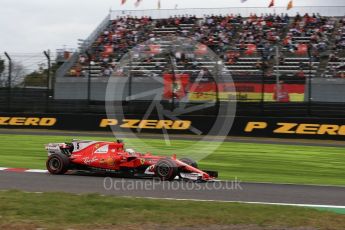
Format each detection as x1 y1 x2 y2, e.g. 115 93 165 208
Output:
46 154 70 174
154 158 178 181
179 158 198 168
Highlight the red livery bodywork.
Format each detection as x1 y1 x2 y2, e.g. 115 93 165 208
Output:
45 140 217 181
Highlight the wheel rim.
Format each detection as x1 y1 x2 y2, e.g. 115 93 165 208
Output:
49 158 61 171
157 163 170 177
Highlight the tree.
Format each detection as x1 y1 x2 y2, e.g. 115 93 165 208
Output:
0 58 4 87
23 70 48 87
0 59 4 76
0 61 27 87
11 61 26 87
22 63 60 87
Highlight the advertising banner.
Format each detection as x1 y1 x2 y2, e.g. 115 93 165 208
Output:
188 82 305 102
1 113 345 140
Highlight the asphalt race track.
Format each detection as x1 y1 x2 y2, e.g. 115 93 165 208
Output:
0 128 345 208
1 171 345 207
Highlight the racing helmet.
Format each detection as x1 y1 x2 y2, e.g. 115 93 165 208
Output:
126 148 136 155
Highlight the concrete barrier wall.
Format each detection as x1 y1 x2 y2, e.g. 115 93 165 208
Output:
55 77 164 101
310 78 345 103
55 77 345 103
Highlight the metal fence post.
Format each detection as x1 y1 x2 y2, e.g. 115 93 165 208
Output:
43 50 51 111
86 51 92 104
128 51 133 102
4 52 12 111
43 50 51 90
260 51 265 113
169 51 177 111
275 46 280 102
307 47 312 116
215 61 221 111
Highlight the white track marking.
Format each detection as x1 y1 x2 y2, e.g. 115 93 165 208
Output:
0 168 47 173
140 197 345 209
1 190 344 209
25 169 48 173
240 180 345 188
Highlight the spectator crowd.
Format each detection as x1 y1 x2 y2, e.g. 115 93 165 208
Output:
68 13 345 79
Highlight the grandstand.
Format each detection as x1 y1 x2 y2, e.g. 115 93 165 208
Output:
1 7 345 117
54 7 345 105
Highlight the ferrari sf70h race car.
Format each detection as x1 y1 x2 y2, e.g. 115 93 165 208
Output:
45 140 218 181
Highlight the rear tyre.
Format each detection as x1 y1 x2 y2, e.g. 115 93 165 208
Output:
179 158 198 168
46 154 70 175
154 158 178 181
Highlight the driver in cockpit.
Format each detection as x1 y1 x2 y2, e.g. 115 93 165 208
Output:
126 148 136 156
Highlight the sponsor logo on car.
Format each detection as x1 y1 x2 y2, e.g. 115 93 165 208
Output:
82 156 98 165
105 158 115 166
95 145 109 154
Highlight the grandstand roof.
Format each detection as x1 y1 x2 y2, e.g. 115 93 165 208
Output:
110 6 345 19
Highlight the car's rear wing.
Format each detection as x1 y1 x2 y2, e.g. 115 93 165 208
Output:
45 143 65 156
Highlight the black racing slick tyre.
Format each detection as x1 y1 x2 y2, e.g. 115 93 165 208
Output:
46 154 70 175
154 158 178 181
179 158 198 168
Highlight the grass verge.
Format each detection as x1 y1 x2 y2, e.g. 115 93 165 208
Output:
0 190 345 230
0 134 344 185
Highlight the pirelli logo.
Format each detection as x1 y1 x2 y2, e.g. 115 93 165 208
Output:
100 119 191 130
0 117 57 127
245 121 345 136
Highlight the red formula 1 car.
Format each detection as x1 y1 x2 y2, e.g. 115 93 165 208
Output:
45 140 218 181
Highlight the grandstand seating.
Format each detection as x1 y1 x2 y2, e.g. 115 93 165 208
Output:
67 14 345 79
